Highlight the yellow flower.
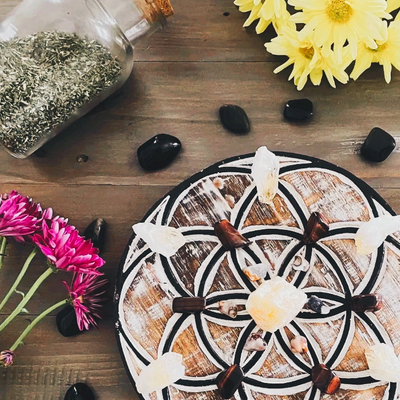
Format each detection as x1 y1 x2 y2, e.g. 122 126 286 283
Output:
234 0 295 34
387 0 400 13
265 27 351 90
288 0 391 63
351 21 400 83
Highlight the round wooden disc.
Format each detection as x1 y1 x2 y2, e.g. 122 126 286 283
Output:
115 152 400 400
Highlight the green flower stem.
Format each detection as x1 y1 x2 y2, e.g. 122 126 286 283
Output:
10 298 69 352
0 236 7 271
0 247 37 312
0 266 53 333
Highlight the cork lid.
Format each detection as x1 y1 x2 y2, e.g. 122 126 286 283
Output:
134 0 174 24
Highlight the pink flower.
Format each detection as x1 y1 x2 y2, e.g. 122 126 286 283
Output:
33 217 105 275
63 274 108 331
0 350 15 366
0 190 52 242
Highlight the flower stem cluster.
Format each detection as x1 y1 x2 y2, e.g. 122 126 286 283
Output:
0 191 107 367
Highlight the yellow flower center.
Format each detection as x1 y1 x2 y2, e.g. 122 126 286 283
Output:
327 0 353 23
299 46 315 59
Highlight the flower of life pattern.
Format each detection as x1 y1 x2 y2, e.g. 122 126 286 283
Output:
115 152 400 400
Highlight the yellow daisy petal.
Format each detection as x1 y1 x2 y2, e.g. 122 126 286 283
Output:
288 0 391 60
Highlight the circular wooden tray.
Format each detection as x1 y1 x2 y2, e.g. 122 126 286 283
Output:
114 152 400 400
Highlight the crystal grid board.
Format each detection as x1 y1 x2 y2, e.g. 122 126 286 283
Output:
114 152 400 400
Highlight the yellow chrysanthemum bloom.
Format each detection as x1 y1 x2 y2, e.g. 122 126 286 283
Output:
351 21 400 83
234 0 294 34
265 27 351 90
288 0 391 63
387 0 400 13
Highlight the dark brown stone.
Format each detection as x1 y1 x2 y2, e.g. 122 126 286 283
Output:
172 297 206 313
311 363 340 394
303 212 329 244
214 220 251 251
351 294 383 312
216 364 244 399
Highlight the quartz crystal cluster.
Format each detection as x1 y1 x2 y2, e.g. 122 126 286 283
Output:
246 276 307 332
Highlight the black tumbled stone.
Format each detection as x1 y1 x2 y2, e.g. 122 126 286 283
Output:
137 134 181 171
57 305 82 337
64 383 95 400
284 99 313 121
84 218 106 253
219 104 250 134
361 127 396 162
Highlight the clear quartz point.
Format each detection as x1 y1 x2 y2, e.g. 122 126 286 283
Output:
355 215 400 255
251 146 280 204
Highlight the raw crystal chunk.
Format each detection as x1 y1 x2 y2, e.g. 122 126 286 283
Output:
291 250 309 271
290 335 308 354
137 134 181 171
218 300 238 318
351 294 383 312
244 333 267 351
303 212 329 244
311 363 341 394
365 343 400 382
243 263 269 282
284 99 313 121
251 146 280 204
246 277 307 332
172 297 206 313
216 364 244 399
219 104 250 134
308 295 330 315
355 215 400 255
136 352 185 394
132 222 186 257
361 127 396 162
214 220 250 250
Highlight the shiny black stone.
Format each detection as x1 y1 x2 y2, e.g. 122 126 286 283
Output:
84 218 106 253
361 127 396 162
64 383 95 400
56 305 82 337
137 134 181 171
284 99 313 121
219 104 250 134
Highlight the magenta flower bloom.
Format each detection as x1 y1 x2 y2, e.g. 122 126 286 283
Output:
0 190 52 242
33 217 105 275
63 274 108 330
0 350 15 366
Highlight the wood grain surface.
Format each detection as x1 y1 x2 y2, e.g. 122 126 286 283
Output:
1 0 400 399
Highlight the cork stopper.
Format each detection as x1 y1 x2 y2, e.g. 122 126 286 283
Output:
133 0 174 25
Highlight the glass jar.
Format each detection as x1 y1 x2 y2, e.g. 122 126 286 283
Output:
0 0 173 158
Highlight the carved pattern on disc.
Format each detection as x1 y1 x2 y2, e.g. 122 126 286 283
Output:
115 153 400 400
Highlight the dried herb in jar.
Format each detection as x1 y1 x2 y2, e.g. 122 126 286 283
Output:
0 31 122 156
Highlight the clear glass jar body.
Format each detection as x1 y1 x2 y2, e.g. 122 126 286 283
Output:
0 0 170 158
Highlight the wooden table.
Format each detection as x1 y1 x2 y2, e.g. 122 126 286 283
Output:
1 0 400 398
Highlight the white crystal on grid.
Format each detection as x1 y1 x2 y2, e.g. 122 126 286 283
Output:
132 222 186 257
365 343 400 382
243 263 269 281
355 215 400 255
246 276 307 333
251 146 280 204
136 352 185 394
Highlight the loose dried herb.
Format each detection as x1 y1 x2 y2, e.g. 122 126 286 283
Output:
0 31 122 156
